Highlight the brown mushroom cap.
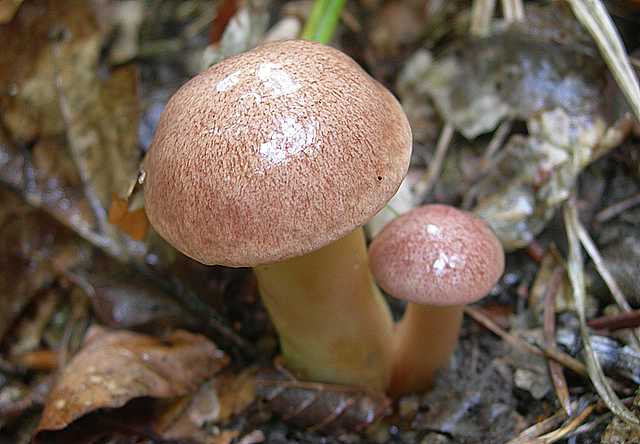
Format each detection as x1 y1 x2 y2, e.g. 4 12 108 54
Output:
143 39 412 267
369 205 504 306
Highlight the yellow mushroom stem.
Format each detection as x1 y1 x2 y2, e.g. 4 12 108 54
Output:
254 227 394 392
388 303 463 396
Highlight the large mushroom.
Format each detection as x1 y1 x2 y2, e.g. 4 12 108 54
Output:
369 204 504 395
143 39 412 391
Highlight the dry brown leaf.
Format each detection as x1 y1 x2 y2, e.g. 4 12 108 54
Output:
0 0 141 206
0 0 24 24
256 365 390 434
0 0 157 264
145 366 274 443
602 387 640 443
0 0 74 140
214 368 258 422
154 369 256 444
37 326 229 433
213 430 241 444
84 269 198 332
108 193 149 241
0 188 89 342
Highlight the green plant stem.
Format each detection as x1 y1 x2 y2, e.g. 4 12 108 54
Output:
301 0 346 44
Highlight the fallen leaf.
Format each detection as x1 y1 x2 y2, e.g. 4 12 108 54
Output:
209 0 239 44
83 269 198 332
594 236 640 306
214 368 258 422
201 0 269 69
8 289 60 358
0 0 23 24
396 8 635 250
471 106 632 249
154 368 257 444
37 326 229 433
556 329 640 384
256 365 390 434
413 356 524 444
34 397 166 444
0 0 161 265
108 193 149 241
422 28 607 139
601 387 640 443
0 188 89 342
154 393 221 444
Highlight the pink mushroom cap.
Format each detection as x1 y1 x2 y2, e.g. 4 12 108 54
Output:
143 39 412 267
369 204 504 306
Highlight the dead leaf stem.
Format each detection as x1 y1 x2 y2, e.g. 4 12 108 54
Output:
464 305 588 376
588 310 640 332
563 198 640 426
567 0 640 121
575 217 640 349
533 402 596 443
470 0 497 37
414 122 454 202
543 266 573 416
595 192 640 223
501 0 525 22
50 35 127 261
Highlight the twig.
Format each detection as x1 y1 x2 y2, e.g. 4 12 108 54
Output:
575 218 640 349
501 0 525 22
569 411 613 438
588 310 640 332
2 178 125 259
534 403 596 443
543 267 573 416
567 0 640 121
462 121 512 209
563 199 640 426
49 30 128 262
481 119 512 166
526 240 546 263
595 192 640 223
164 274 257 356
414 123 455 202
470 0 497 37
464 305 587 376
51 40 116 246
506 408 567 444
0 126 128 262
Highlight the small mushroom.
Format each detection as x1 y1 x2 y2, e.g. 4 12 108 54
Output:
143 40 412 391
368 204 504 395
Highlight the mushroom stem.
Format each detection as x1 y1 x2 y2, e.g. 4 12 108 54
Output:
389 303 463 396
254 227 393 392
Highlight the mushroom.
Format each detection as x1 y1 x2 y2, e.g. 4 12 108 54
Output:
368 204 504 395
143 40 412 391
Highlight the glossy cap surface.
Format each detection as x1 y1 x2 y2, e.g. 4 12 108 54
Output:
143 40 412 267
369 205 504 306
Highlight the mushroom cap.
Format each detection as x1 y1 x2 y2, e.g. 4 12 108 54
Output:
369 205 504 306
143 39 412 267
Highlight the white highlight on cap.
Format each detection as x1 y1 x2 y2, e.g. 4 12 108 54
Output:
257 63 300 97
259 116 318 166
433 251 463 277
216 70 241 92
426 223 441 236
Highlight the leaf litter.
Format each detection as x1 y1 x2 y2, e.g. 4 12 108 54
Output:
35 326 228 437
1 0 640 443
